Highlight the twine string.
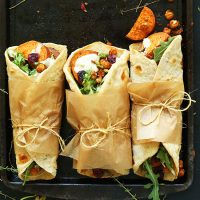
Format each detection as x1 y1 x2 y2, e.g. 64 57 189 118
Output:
130 91 195 126
78 115 130 149
12 118 65 151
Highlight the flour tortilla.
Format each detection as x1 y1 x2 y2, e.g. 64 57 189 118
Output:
64 42 130 94
130 35 183 181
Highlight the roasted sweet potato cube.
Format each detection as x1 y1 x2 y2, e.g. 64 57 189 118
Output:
145 32 170 57
16 40 51 61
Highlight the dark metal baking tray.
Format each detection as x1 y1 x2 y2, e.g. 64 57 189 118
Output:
0 0 194 199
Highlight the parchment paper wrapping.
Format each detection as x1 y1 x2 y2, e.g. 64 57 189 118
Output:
129 35 183 181
62 42 132 177
128 81 184 144
62 87 132 177
5 43 67 180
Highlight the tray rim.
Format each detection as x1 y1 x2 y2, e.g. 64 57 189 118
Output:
0 0 194 199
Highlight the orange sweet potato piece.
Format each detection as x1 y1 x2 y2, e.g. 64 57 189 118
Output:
70 50 98 83
145 32 170 57
16 40 51 61
126 7 156 41
30 167 41 176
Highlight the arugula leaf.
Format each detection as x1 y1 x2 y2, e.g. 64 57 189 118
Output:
23 162 36 186
153 37 175 62
156 146 174 175
12 52 36 76
80 71 99 94
143 160 160 200
114 178 138 200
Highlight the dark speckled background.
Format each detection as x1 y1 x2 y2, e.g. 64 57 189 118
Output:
0 0 199 199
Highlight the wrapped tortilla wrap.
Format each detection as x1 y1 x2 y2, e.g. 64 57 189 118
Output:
5 42 67 181
62 42 132 178
129 35 183 181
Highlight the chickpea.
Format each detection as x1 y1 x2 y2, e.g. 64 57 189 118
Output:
163 27 172 35
179 169 185 177
97 69 105 78
169 20 180 29
96 77 102 84
91 71 97 80
99 58 112 69
36 64 47 73
165 9 174 20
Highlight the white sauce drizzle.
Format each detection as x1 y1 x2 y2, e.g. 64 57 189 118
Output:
40 57 55 68
74 54 99 73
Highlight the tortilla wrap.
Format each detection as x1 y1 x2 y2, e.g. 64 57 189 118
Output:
129 35 183 181
5 43 67 181
62 42 132 177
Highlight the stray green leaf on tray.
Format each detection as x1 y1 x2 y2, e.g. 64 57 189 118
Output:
114 178 138 200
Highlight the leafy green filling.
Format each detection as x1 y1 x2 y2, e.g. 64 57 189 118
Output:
156 146 174 175
144 160 160 200
80 71 101 95
153 37 175 62
23 162 38 186
98 52 108 59
143 145 174 200
10 51 36 76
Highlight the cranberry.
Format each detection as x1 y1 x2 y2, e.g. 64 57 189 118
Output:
107 54 116 64
93 169 104 178
28 53 39 66
78 70 86 84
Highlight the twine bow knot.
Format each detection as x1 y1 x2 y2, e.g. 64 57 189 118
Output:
133 91 195 126
12 118 65 151
78 115 131 149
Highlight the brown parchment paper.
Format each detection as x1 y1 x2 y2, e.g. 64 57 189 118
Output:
5 43 67 181
61 86 132 177
128 81 184 144
9 78 64 180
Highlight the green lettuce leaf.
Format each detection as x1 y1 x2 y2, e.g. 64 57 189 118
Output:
80 71 98 94
12 52 36 76
153 37 174 62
